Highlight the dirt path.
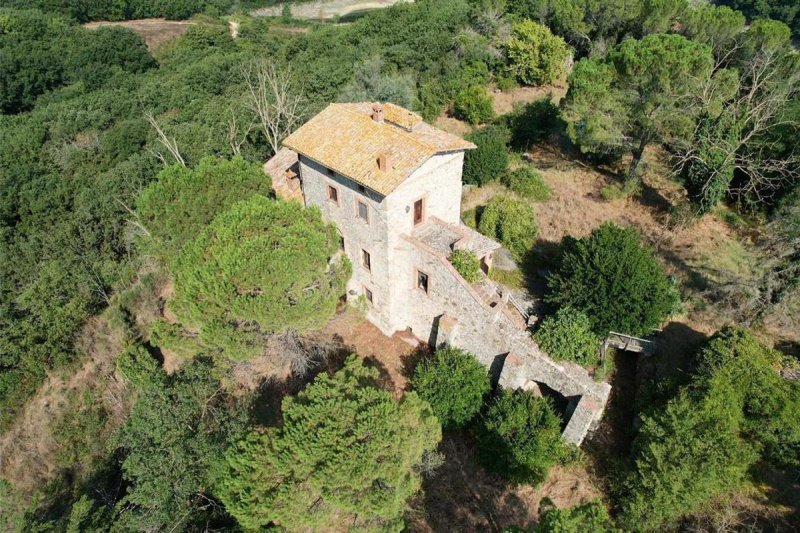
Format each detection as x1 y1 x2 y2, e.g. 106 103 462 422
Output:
252 0 413 20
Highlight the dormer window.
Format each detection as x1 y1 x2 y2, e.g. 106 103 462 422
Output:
356 200 369 223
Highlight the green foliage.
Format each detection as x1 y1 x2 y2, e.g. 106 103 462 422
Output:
339 55 416 109
537 498 620 533
562 34 722 178
449 249 482 283
112 357 245 531
213 356 441 531
621 327 800 530
411 346 490 429
478 195 538 261
503 19 571 86
717 0 800 38
170 197 350 346
0 0 232 22
477 388 565 485
506 98 561 151
453 85 494 125
463 124 511 185
534 307 600 367
502 166 551 201
116 344 163 389
546 223 680 336
136 156 271 260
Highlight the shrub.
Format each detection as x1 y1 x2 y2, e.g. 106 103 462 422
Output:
502 166 551 201
463 125 511 185
534 307 600 367
507 98 561 150
477 388 565 484
478 195 538 261
411 346 490 429
449 249 482 283
538 499 620 533
453 85 494 125
503 19 571 86
546 223 680 336
213 356 441 531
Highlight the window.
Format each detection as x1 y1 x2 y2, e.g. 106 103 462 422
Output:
327 185 339 205
326 167 335 177
364 287 373 304
413 198 425 226
416 270 429 293
357 200 369 223
362 249 371 271
339 235 345 251
357 184 366 193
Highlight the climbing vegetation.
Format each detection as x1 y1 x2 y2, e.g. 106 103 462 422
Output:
534 307 600 367
449 249 482 283
478 195 538 261
411 346 490 429
213 356 441 531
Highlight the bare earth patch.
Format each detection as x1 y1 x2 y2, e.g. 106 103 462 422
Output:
252 0 413 20
0 317 130 496
408 434 600 532
490 84 568 116
83 18 195 51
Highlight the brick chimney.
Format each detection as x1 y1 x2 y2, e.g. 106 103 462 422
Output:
377 152 389 171
371 103 384 123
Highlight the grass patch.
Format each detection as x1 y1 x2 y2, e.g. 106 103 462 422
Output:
600 179 641 201
488 267 525 289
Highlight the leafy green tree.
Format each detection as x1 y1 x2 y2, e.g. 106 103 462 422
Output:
681 4 746 61
717 0 800 38
562 34 723 180
478 195 538 261
463 124 511 185
338 55 417 109
213 356 441 531
502 166 551 201
166 196 350 362
546 223 679 336
534 307 600 366
477 388 565 484
453 85 495 125
411 346 490 429
112 357 246 531
537 498 620 532
504 19 571 86
136 156 272 259
449 249 482 283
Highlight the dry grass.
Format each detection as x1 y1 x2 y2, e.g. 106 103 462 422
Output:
83 18 196 51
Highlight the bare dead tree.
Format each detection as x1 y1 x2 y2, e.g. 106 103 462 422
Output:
144 111 185 167
673 48 800 207
241 59 305 157
226 103 255 156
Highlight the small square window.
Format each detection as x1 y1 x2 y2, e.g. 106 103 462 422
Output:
416 270 429 293
357 200 369 222
364 287 373 304
328 185 339 204
362 249 371 271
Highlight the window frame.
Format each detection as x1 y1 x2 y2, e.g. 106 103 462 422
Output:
364 286 374 305
412 195 426 226
415 268 430 294
327 184 339 205
361 249 372 272
356 199 369 224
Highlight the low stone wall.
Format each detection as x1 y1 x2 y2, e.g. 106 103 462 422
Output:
398 234 610 445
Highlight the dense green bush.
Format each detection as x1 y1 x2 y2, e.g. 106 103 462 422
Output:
477 388 565 485
534 307 600 367
168 197 350 361
502 166 551 201
621 327 800 530
411 346 490 429
213 356 441 531
478 195 538 261
463 125 511 185
449 249 482 283
136 156 272 260
546 223 680 336
503 19 571 86
453 85 494 125
537 499 620 533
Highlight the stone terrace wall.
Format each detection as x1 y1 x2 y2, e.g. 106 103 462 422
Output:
396 234 610 444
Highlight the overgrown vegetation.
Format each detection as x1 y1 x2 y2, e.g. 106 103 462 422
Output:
449 249 482 283
477 195 538 261
534 307 600 367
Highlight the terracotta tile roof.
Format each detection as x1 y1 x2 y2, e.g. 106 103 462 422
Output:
264 147 304 203
282 102 475 196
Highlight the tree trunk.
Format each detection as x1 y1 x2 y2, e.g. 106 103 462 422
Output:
627 136 649 183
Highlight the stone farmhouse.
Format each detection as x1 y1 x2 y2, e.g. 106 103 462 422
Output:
265 102 610 444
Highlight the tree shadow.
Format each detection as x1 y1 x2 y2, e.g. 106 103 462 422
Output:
362 355 395 393
400 345 430 384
